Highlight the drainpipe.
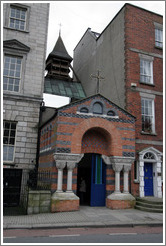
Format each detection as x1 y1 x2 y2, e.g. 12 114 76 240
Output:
35 100 45 173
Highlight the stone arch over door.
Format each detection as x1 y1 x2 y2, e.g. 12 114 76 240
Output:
71 117 123 156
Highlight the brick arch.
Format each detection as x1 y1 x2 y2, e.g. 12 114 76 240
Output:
81 127 111 156
71 118 123 156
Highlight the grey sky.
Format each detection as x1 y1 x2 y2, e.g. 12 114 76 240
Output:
44 1 164 107
46 1 164 57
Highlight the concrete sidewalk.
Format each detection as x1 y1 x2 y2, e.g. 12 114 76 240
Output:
3 206 163 229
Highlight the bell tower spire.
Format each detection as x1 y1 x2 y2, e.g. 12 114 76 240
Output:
45 33 72 80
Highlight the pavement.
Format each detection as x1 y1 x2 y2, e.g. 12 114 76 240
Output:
3 206 163 229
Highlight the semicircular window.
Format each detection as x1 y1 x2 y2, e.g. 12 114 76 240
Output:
107 110 116 116
93 102 103 114
80 107 89 113
143 152 155 160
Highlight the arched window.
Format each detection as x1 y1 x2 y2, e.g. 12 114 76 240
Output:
93 102 103 114
80 107 89 113
143 152 155 160
107 110 115 116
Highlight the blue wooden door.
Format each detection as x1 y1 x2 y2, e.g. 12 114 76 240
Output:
144 162 153 196
90 154 106 206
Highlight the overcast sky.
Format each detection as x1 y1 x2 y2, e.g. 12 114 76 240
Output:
46 1 164 57
44 1 165 107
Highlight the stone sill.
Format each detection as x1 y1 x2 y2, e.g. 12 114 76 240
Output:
140 131 157 136
134 180 140 184
139 81 155 87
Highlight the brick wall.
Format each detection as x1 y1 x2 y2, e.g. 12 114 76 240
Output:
39 95 135 197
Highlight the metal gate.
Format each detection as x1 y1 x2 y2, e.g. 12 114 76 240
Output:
3 169 22 207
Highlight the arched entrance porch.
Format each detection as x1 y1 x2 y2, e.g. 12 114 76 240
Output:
77 127 109 206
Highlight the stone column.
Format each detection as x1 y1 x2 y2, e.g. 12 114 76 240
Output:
112 163 123 194
66 154 84 193
66 162 75 193
56 162 66 193
106 156 135 210
123 165 131 194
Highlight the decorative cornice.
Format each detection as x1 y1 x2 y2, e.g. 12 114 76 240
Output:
53 153 84 169
4 39 30 53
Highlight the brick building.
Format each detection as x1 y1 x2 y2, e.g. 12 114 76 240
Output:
3 3 49 207
73 4 163 200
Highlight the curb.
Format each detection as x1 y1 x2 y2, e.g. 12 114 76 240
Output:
3 222 163 230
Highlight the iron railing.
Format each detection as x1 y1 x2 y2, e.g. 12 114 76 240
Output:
28 169 51 190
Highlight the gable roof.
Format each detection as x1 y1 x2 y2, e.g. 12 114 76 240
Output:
58 93 135 120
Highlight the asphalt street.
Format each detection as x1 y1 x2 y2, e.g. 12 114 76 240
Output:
3 226 163 244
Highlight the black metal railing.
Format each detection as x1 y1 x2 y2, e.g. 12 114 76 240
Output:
27 169 51 190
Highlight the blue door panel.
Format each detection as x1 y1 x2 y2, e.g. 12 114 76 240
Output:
144 162 153 196
90 154 106 206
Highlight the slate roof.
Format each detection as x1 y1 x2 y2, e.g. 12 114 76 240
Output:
46 35 72 63
44 76 86 100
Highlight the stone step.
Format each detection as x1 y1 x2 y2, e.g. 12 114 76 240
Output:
136 197 163 205
136 201 163 209
135 205 163 213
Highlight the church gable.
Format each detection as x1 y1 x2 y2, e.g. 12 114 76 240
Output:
58 94 135 124
54 94 135 157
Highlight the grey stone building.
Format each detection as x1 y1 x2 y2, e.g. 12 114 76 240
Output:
3 3 49 207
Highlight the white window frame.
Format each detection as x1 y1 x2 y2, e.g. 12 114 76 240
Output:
3 121 17 163
141 97 155 134
140 58 153 84
3 55 22 93
155 28 163 48
4 3 30 32
154 22 163 49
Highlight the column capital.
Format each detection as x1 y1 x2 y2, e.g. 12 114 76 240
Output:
67 162 76 170
112 164 123 172
124 164 132 172
54 153 84 170
56 161 66 170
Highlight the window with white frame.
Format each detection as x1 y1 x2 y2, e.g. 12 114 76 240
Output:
141 98 155 133
3 55 22 92
155 28 163 48
9 5 27 31
140 59 153 84
3 121 17 162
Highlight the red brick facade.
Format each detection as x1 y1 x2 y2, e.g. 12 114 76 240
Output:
124 5 163 197
39 95 136 210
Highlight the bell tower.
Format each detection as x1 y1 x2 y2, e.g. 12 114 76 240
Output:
45 35 73 80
